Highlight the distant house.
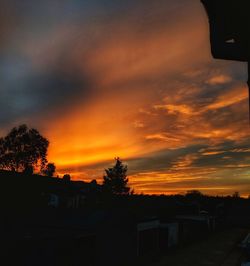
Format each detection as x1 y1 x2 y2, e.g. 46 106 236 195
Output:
159 222 179 252
137 218 160 257
176 214 216 244
136 218 180 258
0 169 102 210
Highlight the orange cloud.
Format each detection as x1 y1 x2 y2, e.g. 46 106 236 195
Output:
201 151 225 156
154 104 194 115
206 85 248 110
206 74 232 85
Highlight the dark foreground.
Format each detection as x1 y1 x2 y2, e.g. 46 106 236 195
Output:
2 170 250 266
154 228 248 266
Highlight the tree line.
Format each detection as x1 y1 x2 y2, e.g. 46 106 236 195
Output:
0 125 131 195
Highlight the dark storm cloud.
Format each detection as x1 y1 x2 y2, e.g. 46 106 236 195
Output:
0 56 91 127
127 144 206 174
175 61 246 107
191 140 250 169
0 0 140 129
1 0 136 30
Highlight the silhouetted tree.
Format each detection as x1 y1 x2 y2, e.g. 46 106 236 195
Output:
186 190 203 197
232 191 240 198
63 174 71 182
103 157 130 195
90 179 97 186
23 164 34 175
0 124 49 172
185 190 204 203
42 162 56 177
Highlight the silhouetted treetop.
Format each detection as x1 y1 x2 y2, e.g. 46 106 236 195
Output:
42 162 56 177
186 190 203 200
232 191 240 198
63 174 71 182
103 157 131 195
0 124 49 172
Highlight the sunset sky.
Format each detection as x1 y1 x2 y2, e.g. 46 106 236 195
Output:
1 0 250 196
